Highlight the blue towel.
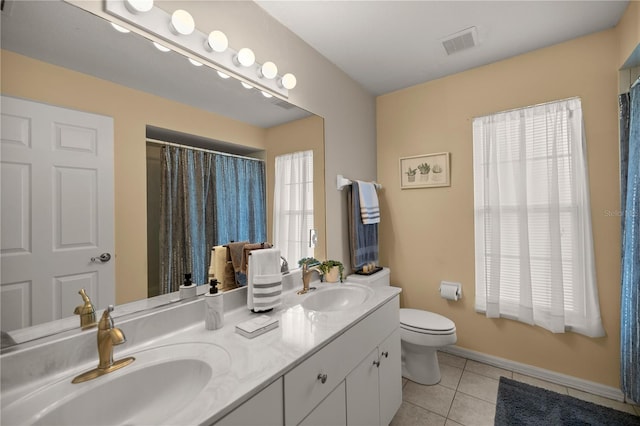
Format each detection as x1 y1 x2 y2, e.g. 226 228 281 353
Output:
356 181 380 224
349 183 379 269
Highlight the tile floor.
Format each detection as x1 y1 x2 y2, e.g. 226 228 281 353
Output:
390 351 640 426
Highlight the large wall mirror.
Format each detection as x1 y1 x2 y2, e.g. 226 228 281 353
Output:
0 0 325 342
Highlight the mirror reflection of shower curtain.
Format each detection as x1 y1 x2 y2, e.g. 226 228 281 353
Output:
159 146 267 293
159 146 216 294
215 155 267 246
619 83 640 404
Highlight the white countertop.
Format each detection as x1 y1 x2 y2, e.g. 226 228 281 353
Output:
0 277 401 426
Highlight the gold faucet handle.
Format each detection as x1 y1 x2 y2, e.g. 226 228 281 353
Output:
100 305 127 345
98 305 115 330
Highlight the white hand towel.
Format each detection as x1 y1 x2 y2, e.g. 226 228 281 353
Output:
247 248 282 312
357 180 380 224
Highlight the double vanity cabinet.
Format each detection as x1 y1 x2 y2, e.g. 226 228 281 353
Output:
218 294 401 426
0 274 402 426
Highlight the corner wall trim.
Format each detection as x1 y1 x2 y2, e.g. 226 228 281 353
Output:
441 345 625 402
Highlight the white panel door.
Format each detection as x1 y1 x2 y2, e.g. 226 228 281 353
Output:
378 328 402 426
299 381 347 426
345 347 380 426
1 96 114 330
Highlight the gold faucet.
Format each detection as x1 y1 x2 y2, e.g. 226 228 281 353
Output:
73 288 96 329
72 305 135 384
298 263 320 295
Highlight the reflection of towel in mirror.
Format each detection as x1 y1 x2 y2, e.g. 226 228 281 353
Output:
242 242 273 274
227 241 249 286
223 262 237 292
356 180 380 224
348 183 379 269
211 245 236 291
247 248 282 312
208 247 216 280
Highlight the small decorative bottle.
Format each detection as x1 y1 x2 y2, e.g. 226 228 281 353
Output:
179 273 197 299
205 279 224 330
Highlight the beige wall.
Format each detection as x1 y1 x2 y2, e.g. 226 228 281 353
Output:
617 0 640 67
265 116 326 261
1 50 266 304
377 29 622 387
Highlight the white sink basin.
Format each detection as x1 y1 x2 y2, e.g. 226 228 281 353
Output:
2 342 230 426
302 284 373 312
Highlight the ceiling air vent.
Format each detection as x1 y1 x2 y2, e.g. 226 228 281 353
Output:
441 26 478 55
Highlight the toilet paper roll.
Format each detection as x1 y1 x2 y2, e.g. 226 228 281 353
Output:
440 281 461 301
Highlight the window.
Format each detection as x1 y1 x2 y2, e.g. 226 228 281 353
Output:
273 150 314 264
472 98 604 337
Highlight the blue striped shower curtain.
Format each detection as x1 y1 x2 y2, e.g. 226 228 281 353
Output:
214 155 266 246
619 84 640 403
159 147 266 293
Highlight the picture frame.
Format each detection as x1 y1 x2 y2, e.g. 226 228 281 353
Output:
399 152 450 189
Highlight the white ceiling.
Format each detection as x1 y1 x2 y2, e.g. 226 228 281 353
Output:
255 1 629 95
2 0 630 129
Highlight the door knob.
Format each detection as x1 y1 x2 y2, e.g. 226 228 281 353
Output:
91 253 111 263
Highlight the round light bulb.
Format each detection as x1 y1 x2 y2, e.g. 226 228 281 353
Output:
280 73 297 90
260 61 278 79
241 82 253 89
205 30 228 53
261 91 273 98
153 42 171 52
170 9 195 36
217 71 231 79
235 48 255 67
188 58 203 67
124 0 153 13
111 22 130 33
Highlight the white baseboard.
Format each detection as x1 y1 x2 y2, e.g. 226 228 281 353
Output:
441 345 626 402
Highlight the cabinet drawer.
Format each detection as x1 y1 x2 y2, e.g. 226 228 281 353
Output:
340 294 399 374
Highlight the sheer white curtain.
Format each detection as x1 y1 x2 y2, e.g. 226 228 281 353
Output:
273 150 314 264
472 97 605 337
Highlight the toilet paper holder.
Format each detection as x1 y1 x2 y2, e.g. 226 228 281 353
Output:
440 281 462 301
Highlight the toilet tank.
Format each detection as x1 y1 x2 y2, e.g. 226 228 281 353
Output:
346 267 390 287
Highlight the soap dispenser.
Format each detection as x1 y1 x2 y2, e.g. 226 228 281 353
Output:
180 273 197 299
205 279 224 330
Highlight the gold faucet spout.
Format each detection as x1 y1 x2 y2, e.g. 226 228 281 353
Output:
97 305 127 370
72 305 134 384
298 263 320 295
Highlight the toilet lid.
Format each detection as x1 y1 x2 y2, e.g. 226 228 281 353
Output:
400 308 455 333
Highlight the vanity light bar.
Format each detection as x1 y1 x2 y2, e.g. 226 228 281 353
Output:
104 0 295 98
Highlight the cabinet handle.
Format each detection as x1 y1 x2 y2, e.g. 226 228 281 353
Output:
317 373 327 384
381 351 389 358
373 359 380 368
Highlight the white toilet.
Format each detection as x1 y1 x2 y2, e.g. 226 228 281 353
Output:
347 267 457 386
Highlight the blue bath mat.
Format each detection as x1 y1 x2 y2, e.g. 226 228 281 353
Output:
495 376 640 425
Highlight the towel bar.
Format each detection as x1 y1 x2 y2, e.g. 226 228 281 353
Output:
337 174 382 191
